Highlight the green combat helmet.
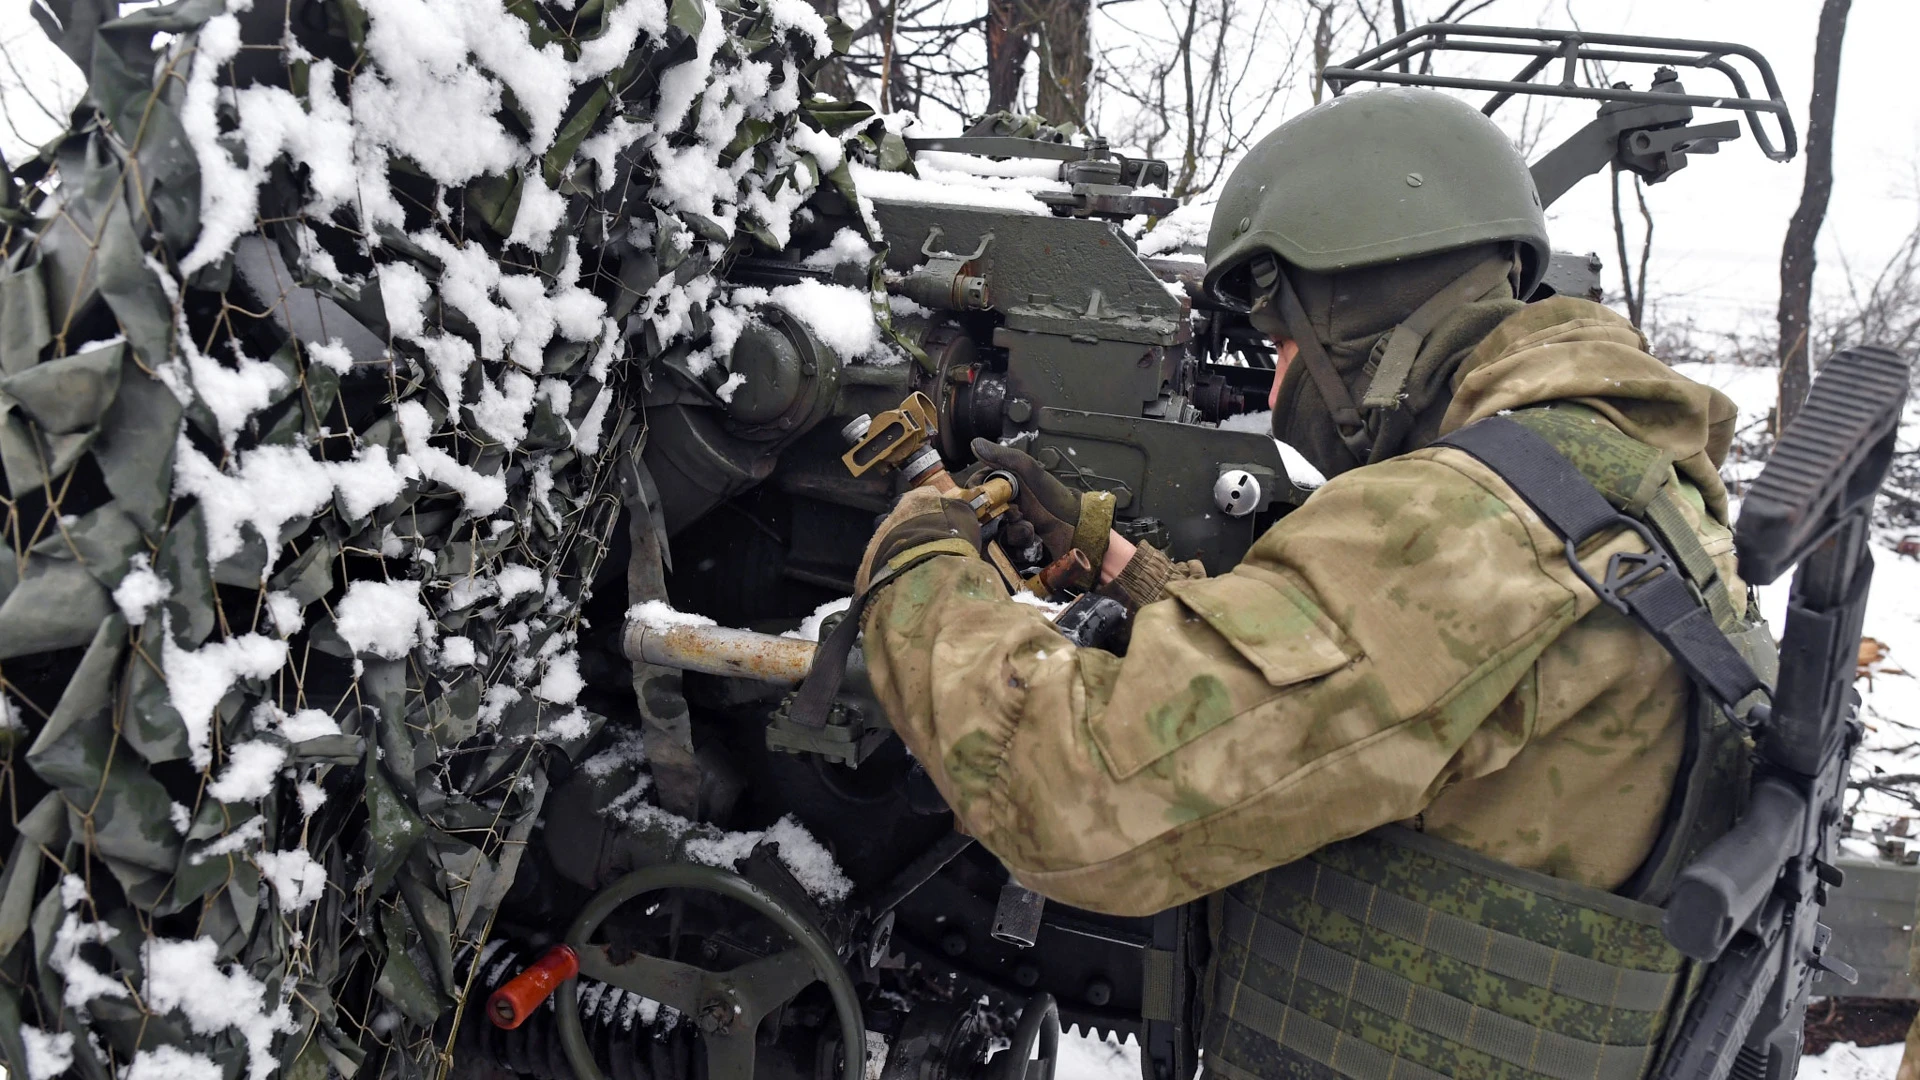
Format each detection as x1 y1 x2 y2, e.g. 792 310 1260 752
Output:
1202 88 1552 470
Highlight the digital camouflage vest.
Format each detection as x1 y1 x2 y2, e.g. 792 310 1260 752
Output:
1200 404 1778 1080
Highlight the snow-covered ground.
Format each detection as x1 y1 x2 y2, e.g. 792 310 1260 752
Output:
1056 1033 1911 1077
1798 1041 1906 1080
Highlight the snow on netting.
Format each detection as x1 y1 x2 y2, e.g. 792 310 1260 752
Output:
0 0 913 1074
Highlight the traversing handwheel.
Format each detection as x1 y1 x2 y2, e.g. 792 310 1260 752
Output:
554 863 865 1080
997 993 1059 1080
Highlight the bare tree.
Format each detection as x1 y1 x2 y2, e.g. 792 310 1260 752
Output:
1778 0 1852 429
987 0 1031 112
1032 0 1095 125
1611 168 1654 326
1093 0 1308 203
1822 208 1920 364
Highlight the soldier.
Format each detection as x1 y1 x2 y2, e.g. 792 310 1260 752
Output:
855 88 1770 1079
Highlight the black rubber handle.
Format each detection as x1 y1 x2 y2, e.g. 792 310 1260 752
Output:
1663 778 1803 961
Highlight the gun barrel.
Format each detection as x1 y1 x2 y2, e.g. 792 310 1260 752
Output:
625 620 855 687
1663 777 1804 960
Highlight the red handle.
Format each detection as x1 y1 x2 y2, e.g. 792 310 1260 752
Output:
486 944 580 1029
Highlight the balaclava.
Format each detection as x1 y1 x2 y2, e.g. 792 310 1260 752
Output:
1264 242 1527 479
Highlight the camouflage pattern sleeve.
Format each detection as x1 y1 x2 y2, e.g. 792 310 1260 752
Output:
861 446 1643 917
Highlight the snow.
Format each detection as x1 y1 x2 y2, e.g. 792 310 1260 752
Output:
143 936 296 1080
48 879 130 1012
915 150 1071 181
333 579 432 659
21 1025 76 1080
306 338 355 375
574 383 614 455
581 727 649 779
297 781 328 816
850 161 1052 215
274 707 342 741
682 813 853 902
802 227 876 270
206 741 288 803
1134 200 1215 258
753 279 885 360
763 0 834 57
534 650 585 704
439 636 478 667
162 632 291 769
1797 1041 1905 1080
784 596 852 642
762 816 854 902
1054 1031 1141 1080
544 707 592 741
394 400 510 515
254 849 327 912
193 818 265 863
179 340 292 449
124 1046 224 1080
628 600 718 630
471 369 539 443
265 591 305 635
379 263 432 339
111 554 172 627
174 440 407 568
1009 590 1067 615
1216 411 1327 488
496 564 544 601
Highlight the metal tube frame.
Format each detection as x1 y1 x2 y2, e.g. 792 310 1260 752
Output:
1322 23 1796 162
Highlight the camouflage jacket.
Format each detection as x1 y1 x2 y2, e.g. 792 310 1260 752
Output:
861 298 1742 917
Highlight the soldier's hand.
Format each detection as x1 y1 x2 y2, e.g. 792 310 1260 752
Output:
854 487 984 593
968 438 1114 566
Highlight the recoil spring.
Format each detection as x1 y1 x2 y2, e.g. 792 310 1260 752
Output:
456 940 688 1080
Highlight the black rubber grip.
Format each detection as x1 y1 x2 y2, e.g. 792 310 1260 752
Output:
1736 346 1909 586
1663 778 1803 961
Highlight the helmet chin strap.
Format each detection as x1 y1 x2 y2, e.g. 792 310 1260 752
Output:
1253 251 1516 466
1254 256 1375 462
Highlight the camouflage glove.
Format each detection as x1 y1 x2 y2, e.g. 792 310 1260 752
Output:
968 438 1115 566
855 487 984 594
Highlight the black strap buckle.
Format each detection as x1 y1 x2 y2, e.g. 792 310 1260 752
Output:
1564 515 1680 616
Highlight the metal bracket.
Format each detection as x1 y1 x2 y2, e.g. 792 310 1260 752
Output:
922 225 994 263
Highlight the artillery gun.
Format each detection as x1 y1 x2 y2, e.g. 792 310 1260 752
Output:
458 26 1829 1080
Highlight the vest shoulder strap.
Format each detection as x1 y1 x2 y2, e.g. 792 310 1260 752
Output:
1435 412 1769 720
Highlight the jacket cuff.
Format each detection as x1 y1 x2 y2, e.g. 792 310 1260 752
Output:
1107 541 1177 611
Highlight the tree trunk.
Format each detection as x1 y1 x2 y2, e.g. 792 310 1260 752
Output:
986 0 1030 114
1033 0 1092 127
1777 0 1852 429
1310 2 1334 104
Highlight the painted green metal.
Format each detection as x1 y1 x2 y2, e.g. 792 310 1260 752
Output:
1825 859 1920 1000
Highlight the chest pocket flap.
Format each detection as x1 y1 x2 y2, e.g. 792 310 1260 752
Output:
1089 567 1356 780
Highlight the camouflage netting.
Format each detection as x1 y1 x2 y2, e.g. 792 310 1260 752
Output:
0 0 906 1076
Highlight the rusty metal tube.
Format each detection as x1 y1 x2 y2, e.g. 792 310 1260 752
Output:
623 619 865 689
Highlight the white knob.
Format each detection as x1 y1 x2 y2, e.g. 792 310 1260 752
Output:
1214 470 1262 517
